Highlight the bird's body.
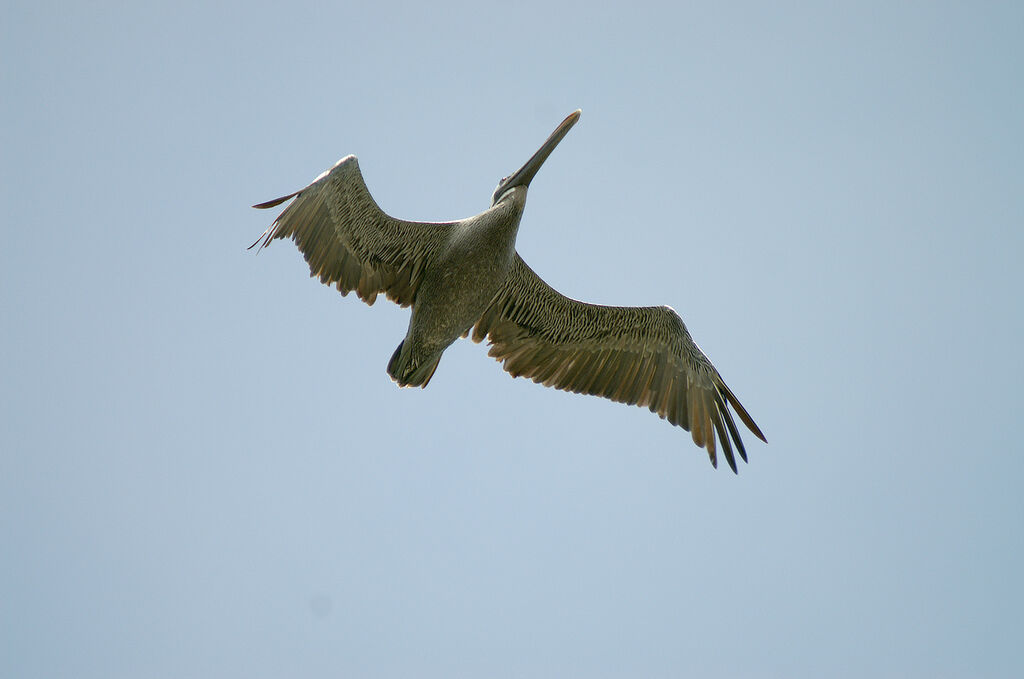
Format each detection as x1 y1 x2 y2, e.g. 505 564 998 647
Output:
252 110 766 471
391 190 525 385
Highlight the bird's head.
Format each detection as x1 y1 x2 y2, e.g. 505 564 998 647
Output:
491 109 581 207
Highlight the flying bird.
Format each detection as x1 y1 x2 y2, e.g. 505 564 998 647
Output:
251 110 765 471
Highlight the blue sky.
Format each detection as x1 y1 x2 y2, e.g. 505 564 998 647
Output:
3 1 1022 677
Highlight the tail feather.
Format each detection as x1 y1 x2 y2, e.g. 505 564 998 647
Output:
387 340 442 388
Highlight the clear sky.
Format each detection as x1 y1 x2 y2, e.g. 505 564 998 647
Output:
3 1 1022 677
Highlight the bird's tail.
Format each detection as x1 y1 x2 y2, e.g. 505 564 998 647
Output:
387 340 442 388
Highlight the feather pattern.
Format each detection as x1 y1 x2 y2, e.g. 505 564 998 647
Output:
472 255 766 472
251 155 454 308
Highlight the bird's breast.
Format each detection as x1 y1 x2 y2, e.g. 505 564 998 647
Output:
409 210 521 348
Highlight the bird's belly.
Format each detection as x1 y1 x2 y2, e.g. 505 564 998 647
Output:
407 248 512 354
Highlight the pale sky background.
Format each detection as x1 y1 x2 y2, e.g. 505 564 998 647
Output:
3 1 1023 677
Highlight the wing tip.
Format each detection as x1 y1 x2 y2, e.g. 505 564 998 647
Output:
746 419 767 444
720 382 767 444
252 191 300 210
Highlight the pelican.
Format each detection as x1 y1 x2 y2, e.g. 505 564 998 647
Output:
251 110 766 471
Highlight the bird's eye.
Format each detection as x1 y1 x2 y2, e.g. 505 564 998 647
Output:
491 177 512 206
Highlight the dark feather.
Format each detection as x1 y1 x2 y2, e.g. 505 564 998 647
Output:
472 255 764 470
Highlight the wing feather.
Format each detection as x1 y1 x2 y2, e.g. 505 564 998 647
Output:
251 155 455 308
473 255 766 471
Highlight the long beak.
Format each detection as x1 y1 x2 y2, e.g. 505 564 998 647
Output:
505 109 581 189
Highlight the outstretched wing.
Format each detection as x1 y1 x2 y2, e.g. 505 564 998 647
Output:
252 155 455 307
472 255 766 472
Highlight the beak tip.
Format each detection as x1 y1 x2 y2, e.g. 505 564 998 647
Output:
505 109 583 191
